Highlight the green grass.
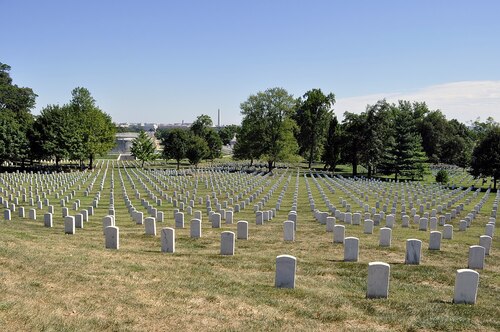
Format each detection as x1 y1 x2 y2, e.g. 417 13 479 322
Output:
0 163 498 331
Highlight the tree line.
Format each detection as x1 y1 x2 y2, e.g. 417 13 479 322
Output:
0 62 115 169
231 87 500 188
132 116 238 168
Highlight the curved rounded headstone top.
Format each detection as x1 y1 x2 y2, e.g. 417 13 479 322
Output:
453 269 479 304
275 255 297 289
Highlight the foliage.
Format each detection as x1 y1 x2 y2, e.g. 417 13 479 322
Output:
217 124 239 145
30 104 81 167
340 112 365 176
435 169 449 184
130 130 157 167
322 115 342 172
69 87 116 168
204 128 222 161
238 87 299 171
186 134 208 167
159 128 190 169
470 125 500 189
0 62 37 167
378 101 428 181
190 114 222 161
294 89 335 168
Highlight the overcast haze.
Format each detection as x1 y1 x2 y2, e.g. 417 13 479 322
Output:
2 0 499 125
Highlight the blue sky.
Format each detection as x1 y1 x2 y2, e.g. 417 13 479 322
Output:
2 0 500 125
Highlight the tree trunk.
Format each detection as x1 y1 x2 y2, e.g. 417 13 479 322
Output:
367 164 372 178
494 174 497 190
55 157 59 168
268 160 274 173
89 155 94 169
352 159 358 176
250 158 254 166
142 160 145 168
177 159 180 170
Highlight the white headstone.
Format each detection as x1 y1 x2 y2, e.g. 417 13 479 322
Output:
64 216 75 234
366 262 390 299
405 239 422 265
105 226 119 249
453 269 479 304
220 231 235 255
468 245 485 269
479 235 492 255
333 225 345 243
44 213 53 227
344 237 359 262
429 231 442 250
283 221 295 241
326 216 335 232
175 212 185 228
237 220 248 240
275 255 296 288
161 227 175 253
443 224 453 239
364 219 374 234
190 219 201 238
379 227 392 247
145 217 157 236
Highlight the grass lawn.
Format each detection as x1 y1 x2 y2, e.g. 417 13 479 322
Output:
0 163 498 331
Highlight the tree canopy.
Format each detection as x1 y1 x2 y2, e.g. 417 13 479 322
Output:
470 126 500 189
131 130 157 167
238 87 299 171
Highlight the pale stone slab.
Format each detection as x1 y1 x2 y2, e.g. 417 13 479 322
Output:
333 225 345 244
75 213 84 229
379 227 392 247
105 226 119 249
364 219 374 234
211 212 221 228
283 221 295 241
275 255 296 288
468 245 485 269
190 219 201 238
344 237 359 262
44 213 53 227
479 235 492 255
172 211 183 228
145 217 157 236
405 239 422 265
326 216 335 232
64 216 75 234
429 231 442 250
237 220 248 240
161 227 175 253
366 262 390 299
220 231 235 255
443 224 453 239
453 269 479 304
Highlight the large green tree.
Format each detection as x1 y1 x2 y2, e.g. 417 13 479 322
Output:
360 100 392 178
470 126 500 190
321 115 342 172
294 89 335 168
186 134 208 168
160 128 190 169
69 87 115 168
0 62 37 167
131 130 157 167
30 104 80 167
341 112 365 176
379 101 427 181
190 114 222 162
239 87 299 171
232 116 262 165
217 124 239 145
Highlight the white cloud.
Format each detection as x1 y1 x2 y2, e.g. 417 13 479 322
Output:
334 81 500 124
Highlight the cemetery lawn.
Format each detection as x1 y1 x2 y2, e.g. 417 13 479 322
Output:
0 164 499 331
